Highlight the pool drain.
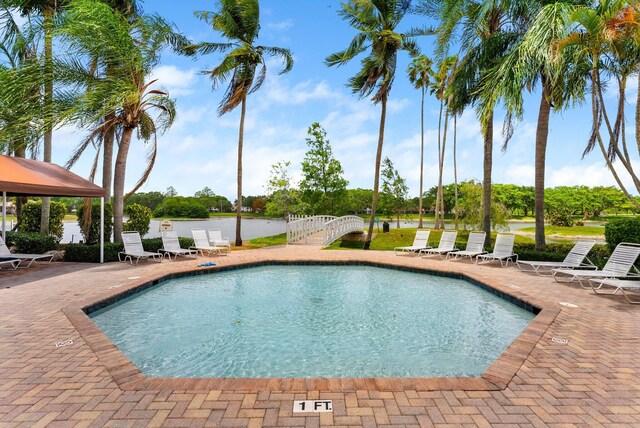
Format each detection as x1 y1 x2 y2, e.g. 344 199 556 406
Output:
54 339 73 348
558 301 578 308
551 337 568 345
107 284 122 290
128 276 141 280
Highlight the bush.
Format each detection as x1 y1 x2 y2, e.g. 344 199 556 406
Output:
605 217 640 251
545 209 574 227
124 203 152 237
77 203 114 244
20 201 66 239
5 231 58 254
153 197 210 219
63 237 194 263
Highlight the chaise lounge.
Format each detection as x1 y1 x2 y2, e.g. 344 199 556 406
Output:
0 236 54 268
447 231 487 261
160 231 198 260
420 230 458 258
118 231 163 265
394 229 431 256
517 240 596 276
476 233 518 267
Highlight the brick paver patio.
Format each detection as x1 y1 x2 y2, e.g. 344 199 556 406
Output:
1 246 639 427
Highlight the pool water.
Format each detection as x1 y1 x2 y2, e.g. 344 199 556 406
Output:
90 265 534 378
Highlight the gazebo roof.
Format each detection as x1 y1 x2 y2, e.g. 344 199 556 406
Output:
0 155 105 197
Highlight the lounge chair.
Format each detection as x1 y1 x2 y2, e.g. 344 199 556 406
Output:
0 235 54 268
118 231 163 265
0 257 20 270
589 278 640 304
208 229 231 252
420 231 458 258
190 229 227 256
554 242 640 288
160 231 198 260
447 231 487 261
394 229 431 256
517 240 596 275
476 233 518 267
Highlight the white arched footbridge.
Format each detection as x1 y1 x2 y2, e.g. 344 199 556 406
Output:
286 215 365 246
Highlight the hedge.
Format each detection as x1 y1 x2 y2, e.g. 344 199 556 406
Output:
63 237 195 263
5 231 58 254
605 217 640 251
20 201 66 240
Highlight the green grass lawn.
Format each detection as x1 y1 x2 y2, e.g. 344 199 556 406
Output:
246 233 287 248
518 225 605 236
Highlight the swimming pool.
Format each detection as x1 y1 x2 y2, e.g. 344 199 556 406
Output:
90 264 534 378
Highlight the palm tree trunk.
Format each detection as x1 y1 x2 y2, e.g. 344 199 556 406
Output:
418 86 425 229
40 8 54 235
453 114 458 230
14 146 26 227
235 97 247 247
482 112 493 248
364 93 387 250
534 83 552 251
435 99 443 229
102 117 115 201
437 107 449 230
636 73 640 156
113 127 134 243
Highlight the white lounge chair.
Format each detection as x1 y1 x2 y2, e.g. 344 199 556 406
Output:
208 229 231 252
447 231 487 261
0 257 20 270
394 229 431 256
190 229 227 256
160 231 198 260
476 233 518 267
517 240 596 275
118 231 163 265
0 235 54 268
554 242 640 288
420 231 458 258
589 278 640 304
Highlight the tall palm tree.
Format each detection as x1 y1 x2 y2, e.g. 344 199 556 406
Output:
57 0 179 242
326 0 423 250
185 0 293 247
407 54 433 229
481 1 589 250
419 0 527 246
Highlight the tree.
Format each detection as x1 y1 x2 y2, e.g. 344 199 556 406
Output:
185 0 293 246
299 122 348 215
58 0 180 242
264 161 306 218
380 157 408 228
344 188 373 214
407 54 434 228
164 186 178 197
194 186 215 210
456 180 508 231
326 0 423 249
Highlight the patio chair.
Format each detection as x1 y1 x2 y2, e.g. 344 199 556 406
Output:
447 231 487 261
0 235 54 268
160 231 198 260
0 257 20 270
208 229 231 253
476 233 518 267
517 240 596 276
190 229 227 256
420 231 458 258
118 231 163 265
589 278 640 304
554 242 640 288
394 229 431 256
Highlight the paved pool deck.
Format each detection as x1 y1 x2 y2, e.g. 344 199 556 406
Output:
1 246 639 427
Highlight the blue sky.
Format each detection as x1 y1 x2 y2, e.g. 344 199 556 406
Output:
50 0 639 200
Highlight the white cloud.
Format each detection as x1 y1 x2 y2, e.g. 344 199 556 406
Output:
267 19 294 31
503 164 535 185
150 65 200 96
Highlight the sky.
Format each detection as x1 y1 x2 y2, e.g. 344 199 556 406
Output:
48 0 640 201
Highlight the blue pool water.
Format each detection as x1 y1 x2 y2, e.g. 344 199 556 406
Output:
90 265 534 378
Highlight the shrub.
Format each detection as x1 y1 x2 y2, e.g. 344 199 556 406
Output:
124 203 152 237
20 201 66 239
63 237 194 263
5 231 58 254
153 197 209 219
545 209 574 227
605 217 640 251
76 203 114 244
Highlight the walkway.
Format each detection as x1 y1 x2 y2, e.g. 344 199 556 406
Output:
1 247 639 427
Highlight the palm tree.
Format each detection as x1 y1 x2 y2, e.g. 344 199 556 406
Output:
326 0 423 250
57 0 179 242
407 54 433 229
481 1 590 250
419 0 527 246
185 0 293 247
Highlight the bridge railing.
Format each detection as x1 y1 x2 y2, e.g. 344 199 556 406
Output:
323 216 364 246
286 215 337 245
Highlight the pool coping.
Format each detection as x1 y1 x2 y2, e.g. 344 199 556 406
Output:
62 259 560 392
